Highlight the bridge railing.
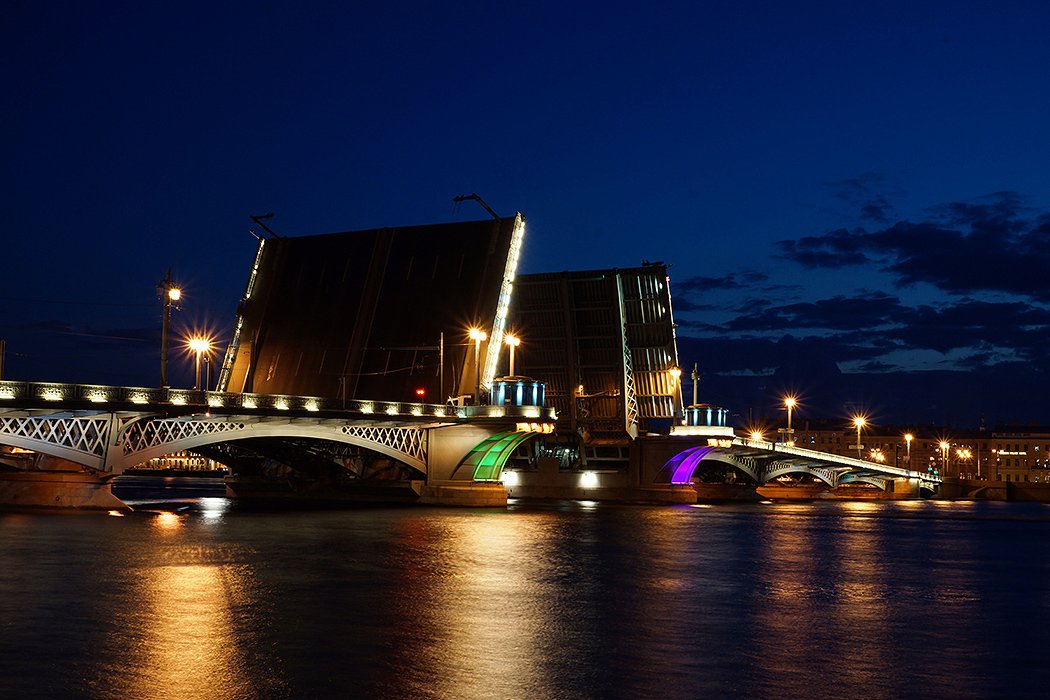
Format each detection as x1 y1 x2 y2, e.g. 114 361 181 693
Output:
0 380 556 421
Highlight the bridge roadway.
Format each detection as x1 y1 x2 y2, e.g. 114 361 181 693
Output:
0 380 556 510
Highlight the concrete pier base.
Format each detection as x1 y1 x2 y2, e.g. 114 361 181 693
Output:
419 482 508 507
0 470 130 511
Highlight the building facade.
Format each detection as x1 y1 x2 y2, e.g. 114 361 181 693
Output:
787 420 1050 482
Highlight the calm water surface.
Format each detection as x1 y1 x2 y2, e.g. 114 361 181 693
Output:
2 478 1050 699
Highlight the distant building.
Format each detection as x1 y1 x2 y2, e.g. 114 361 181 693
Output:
787 419 1050 483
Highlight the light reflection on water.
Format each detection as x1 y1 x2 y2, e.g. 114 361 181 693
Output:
2 497 1050 698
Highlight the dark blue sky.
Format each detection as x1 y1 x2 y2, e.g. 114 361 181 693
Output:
4 1 1050 425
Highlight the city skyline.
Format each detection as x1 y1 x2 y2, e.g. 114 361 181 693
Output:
4 2 1050 425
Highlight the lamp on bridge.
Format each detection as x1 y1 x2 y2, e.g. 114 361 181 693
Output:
505 334 521 376
904 433 914 467
469 327 487 405
852 416 866 459
188 337 213 391
780 396 797 446
157 270 182 388
669 365 682 422
939 440 950 476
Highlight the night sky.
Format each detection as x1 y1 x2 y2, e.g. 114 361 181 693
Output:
4 1 1050 428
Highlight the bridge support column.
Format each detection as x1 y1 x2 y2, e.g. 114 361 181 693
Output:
0 470 130 512
890 477 923 498
419 481 508 507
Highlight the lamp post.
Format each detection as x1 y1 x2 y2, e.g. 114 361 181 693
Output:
505 334 520 376
905 433 914 468
853 416 866 459
469 328 487 405
782 396 797 445
940 440 950 477
669 365 682 422
188 337 212 390
158 270 181 388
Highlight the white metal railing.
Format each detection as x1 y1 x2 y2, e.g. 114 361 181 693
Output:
0 380 557 421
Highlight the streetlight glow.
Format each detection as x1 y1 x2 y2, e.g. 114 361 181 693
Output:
168 287 181 301
668 366 682 422
469 327 487 405
852 416 866 459
783 395 797 445
187 336 213 390
505 334 520 376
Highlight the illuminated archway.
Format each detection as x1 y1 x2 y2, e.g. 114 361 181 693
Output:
451 431 538 481
657 445 719 484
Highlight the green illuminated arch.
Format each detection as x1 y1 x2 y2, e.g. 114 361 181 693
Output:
453 431 538 481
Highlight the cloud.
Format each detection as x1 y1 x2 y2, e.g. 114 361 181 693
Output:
673 270 769 293
722 291 905 332
777 191 1050 301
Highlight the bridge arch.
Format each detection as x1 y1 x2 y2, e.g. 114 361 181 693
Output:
656 447 762 485
838 473 890 490
762 460 841 487
448 430 540 481
112 417 430 474
0 414 113 470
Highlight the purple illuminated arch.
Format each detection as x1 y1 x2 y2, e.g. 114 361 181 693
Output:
661 445 718 484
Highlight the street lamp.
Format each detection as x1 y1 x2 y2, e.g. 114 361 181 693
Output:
188 337 212 390
782 396 797 445
940 440 950 476
469 327 487 405
669 366 682 421
750 430 764 443
904 433 914 467
158 270 181 388
505 334 521 376
853 416 866 459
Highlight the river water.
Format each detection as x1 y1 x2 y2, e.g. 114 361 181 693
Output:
2 478 1049 699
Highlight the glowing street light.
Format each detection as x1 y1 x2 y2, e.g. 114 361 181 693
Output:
188 337 213 390
669 365 682 421
904 433 914 467
781 396 797 445
505 334 521 376
956 447 973 478
751 430 764 443
469 327 487 405
852 416 866 459
157 269 181 388
940 440 950 476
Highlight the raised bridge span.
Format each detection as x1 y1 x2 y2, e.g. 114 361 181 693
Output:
0 380 556 510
